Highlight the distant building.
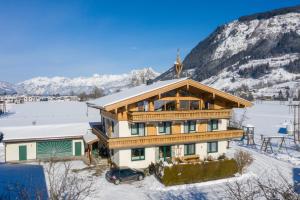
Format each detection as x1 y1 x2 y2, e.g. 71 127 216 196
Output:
0 101 6 115
0 95 79 104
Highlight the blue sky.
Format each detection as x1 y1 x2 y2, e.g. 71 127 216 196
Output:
1 0 300 83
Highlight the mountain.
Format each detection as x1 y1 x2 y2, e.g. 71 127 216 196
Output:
0 81 16 95
16 68 159 95
156 5 300 99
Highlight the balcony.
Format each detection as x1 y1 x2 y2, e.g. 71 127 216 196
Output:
127 109 232 122
92 128 243 149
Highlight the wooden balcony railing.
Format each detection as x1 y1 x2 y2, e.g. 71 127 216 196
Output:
127 109 232 122
92 128 243 149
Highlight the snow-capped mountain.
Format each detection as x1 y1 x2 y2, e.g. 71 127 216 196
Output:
156 5 300 98
16 68 159 95
0 81 16 95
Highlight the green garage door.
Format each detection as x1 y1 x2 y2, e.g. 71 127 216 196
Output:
37 140 72 159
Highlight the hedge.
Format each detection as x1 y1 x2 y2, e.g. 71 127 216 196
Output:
161 159 238 186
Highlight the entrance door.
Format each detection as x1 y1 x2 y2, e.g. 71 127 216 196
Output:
159 146 172 161
75 142 82 156
19 145 27 161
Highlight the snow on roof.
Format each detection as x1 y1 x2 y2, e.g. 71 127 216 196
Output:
83 130 98 144
0 101 100 127
1 123 91 142
88 78 188 108
245 124 255 128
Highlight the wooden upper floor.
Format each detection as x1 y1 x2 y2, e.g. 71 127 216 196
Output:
94 80 251 122
92 125 243 149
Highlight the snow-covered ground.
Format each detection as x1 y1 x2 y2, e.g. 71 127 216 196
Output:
0 143 4 163
40 144 294 200
1 100 300 199
0 101 100 127
234 100 294 136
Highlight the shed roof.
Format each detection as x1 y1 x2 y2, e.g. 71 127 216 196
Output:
83 130 98 144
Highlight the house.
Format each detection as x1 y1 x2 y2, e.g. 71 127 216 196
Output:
2 123 88 162
87 78 252 169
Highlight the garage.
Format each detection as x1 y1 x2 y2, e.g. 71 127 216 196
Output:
1 123 88 162
37 140 73 159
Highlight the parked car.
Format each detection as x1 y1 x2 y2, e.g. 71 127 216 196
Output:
105 167 145 185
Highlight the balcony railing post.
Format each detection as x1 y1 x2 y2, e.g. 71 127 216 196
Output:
127 109 232 122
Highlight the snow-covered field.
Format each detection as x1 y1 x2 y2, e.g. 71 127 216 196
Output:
0 101 100 127
1 101 300 199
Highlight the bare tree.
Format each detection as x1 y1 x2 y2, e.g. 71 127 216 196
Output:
234 150 253 174
224 172 300 200
230 109 248 129
45 160 96 200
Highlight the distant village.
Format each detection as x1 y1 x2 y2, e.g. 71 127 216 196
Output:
0 94 79 104
0 95 80 114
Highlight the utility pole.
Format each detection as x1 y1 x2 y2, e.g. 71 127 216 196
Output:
289 101 300 143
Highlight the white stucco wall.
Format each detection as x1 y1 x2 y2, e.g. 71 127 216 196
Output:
196 140 228 159
5 142 36 162
174 141 228 160
117 121 148 138
72 139 84 156
218 119 228 131
113 141 228 168
111 149 120 166
118 121 131 137
117 147 156 169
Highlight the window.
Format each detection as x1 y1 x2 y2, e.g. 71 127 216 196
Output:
165 101 176 111
184 120 196 133
204 101 210 110
137 101 144 111
184 144 195 155
111 121 115 133
131 148 145 161
131 123 145 136
158 122 172 134
159 146 172 161
205 100 214 109
180 100 189 110
208 119 218 131
207 142 218 153
154 100 165 111
190 101 199 110
137 101 149 111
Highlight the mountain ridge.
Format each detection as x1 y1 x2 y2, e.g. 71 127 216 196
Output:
156 5 300 98
1 68 159 96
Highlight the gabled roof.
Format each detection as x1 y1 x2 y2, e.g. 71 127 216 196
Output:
87 78 188 108
87 78 252 111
